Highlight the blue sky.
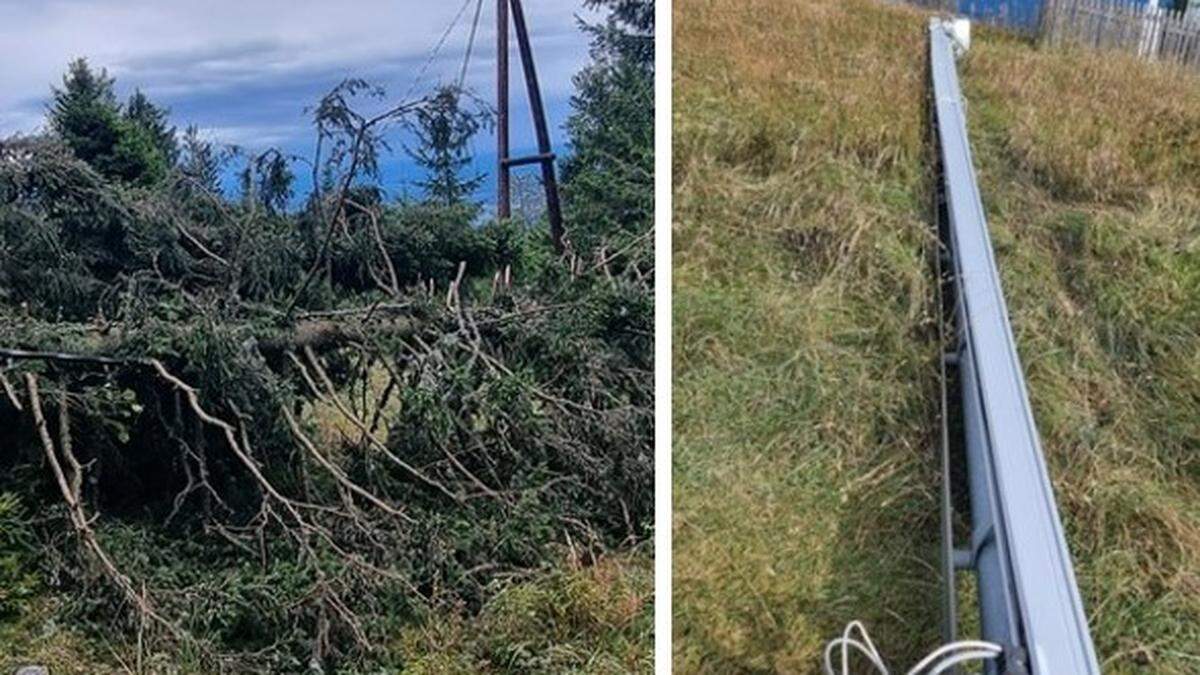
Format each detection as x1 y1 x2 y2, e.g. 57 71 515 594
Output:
0 0 602 203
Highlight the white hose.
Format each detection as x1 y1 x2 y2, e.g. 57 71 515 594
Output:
927 650 1007 675
822 620 1004 675
823 637 889 675
905 639 1003 675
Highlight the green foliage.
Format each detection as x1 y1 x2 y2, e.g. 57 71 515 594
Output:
109 117 170 186
179 125 222 195
328 200 499 292
0 494 37 618
240 149 296 215
0 14 654 667
48 59 169 187
48 59 121 167
584 0 655 63
0 142 650 675
0 138 136 318
405 86 486 209
561 0 654 256
125 89 179 167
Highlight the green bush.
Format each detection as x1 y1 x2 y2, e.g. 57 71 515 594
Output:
0 493 37 618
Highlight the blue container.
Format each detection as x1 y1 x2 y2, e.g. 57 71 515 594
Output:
957 0 1045 31
957 0 1178 33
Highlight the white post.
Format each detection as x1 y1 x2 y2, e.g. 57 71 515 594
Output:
1140 0 1162 58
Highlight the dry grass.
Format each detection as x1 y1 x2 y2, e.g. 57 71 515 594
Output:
674 0 940 670
396 551 654 673
964 27 1200 673
0 597 126 674
969 34 1200 204
969 34 1200 201
303 363 402 449
675 1 1200 673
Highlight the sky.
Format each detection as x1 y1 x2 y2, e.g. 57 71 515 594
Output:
0 0 603 202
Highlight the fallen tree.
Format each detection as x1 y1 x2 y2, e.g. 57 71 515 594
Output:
0 74 652 669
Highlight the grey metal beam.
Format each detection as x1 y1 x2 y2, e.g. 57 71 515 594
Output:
929 19 1100 675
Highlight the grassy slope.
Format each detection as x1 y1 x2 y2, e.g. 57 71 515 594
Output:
964 31 1200 673
674 0 939 670
674 0 1200 672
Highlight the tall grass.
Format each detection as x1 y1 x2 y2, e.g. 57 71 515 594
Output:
393 551 653 674
0 550 652 673
674 0 940 669
965 27 1200 673
675 1 1200 672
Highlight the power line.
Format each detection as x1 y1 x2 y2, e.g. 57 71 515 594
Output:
458 0 486 91
403 0 477 100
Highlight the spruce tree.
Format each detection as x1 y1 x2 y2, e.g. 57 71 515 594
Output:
560 0 654 253
47 59 169 186
180 125 222 194
239 150 294 215
405 86 484 209
126 90 179 167
256 150 295 216
48 58 122 168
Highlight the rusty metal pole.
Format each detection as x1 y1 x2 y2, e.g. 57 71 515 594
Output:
497 0 511 221
509 0 566 253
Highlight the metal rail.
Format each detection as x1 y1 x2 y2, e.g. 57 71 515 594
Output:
929 19 1100 675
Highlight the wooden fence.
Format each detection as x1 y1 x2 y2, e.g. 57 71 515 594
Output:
1040 0 1200 69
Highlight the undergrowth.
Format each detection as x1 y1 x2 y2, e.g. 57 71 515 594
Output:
0 543 653 674
395 549 653 674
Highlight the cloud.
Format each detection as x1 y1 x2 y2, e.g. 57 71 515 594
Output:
199 123 306 149
0 0 603 151
0 106 44 136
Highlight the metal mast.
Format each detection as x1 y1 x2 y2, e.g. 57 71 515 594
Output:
496 0 566 253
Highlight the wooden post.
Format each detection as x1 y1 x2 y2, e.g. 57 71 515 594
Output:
505 0 567 254
497 0 511 221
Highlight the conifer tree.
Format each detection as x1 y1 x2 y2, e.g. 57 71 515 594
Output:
48 59 169 186
257 150 295 215
239 149 294 215
126 89 179 167
180 125 222 194
561 0 654 252
405 86 484 209
48 58 122 168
